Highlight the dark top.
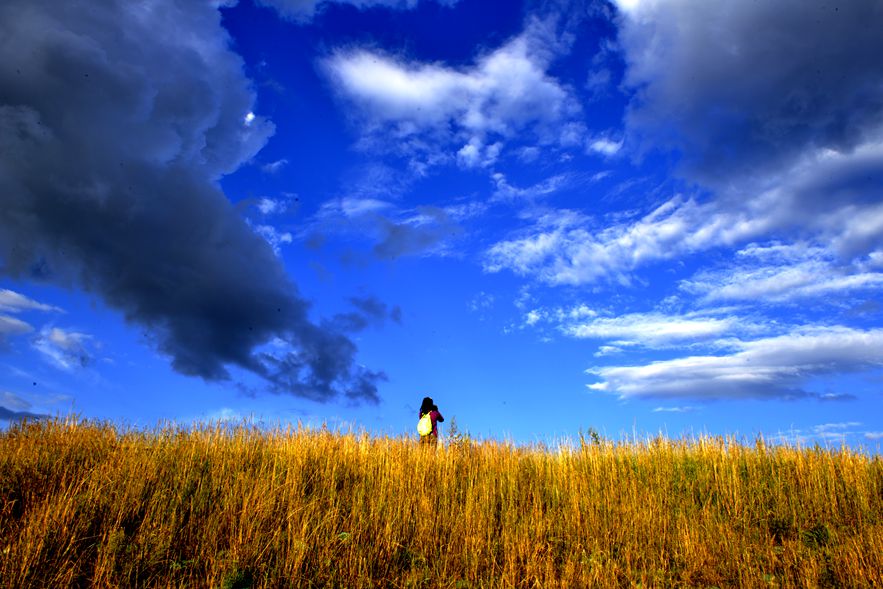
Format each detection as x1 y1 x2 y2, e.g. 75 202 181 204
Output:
424 409 444 436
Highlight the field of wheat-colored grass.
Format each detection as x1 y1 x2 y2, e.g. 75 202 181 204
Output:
1 417 881 588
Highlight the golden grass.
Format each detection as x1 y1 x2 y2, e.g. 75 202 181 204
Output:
1 417 881 588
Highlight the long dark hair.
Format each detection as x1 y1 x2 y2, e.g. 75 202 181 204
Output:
419 396 435 418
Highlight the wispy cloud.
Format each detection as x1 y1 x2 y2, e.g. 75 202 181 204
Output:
33 327 94 371
768 422 870 446
1 390 32 412
0 290 62 314
652 406 697 413
682 244 883 304
0 289 63 342
484 196 770 285
562 311 737 348
490 172 570 203
260 158 289 173
588 326 883 400
487 137 883 287
257 0 459 23
310 197 466 259
0 315 33 339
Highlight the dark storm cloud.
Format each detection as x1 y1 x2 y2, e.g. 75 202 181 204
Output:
616 0 883 186
0 0 381 402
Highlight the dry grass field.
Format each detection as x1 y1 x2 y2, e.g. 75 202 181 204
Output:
1 417 881 588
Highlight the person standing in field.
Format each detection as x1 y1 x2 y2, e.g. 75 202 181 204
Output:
418 396 444 446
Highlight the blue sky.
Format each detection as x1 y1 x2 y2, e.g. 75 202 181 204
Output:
2 0 882 447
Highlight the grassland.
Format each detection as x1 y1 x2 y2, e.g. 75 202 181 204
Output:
1 417 881 588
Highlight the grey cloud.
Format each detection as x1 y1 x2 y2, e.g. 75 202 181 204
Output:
331 296 402 332
312 199 463 260
0 0 381 403
373 208 461 259
616 0 883 186
0 406 48 422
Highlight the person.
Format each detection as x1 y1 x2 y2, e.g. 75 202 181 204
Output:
418 396 444 445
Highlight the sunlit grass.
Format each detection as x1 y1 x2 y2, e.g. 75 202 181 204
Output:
1 417 881 587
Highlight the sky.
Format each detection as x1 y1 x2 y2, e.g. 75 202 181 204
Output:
1 0 882 448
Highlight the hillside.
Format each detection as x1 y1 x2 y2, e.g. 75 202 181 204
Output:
1 418 881 587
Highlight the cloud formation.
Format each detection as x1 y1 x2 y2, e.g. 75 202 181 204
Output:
0 390 48 421
486 1 883 288
0 289 61 314
0 0 382 402
486 138 883 286
0 289 63 343
257 0 458 23
588 326 883 400
682 244 883 304
613 0 883 185
485 196 767 285
324 17 581 168
34 327 94 371
563 312 736 348
311 197 468 259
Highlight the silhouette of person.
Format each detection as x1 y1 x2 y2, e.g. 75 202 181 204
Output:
418 396 444 445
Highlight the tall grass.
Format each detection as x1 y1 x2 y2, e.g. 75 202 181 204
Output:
1 417 881 588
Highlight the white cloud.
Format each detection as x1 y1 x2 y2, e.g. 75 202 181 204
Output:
206 407 243 423
34 327 93 371
682 245 883 304
442 200 489 222
811 422 863 443
595 345 622 357
257 0 458 23
339 197 393 218
652 405 696 413
485 195 772 285
324 18 580 166
588 326 883 400
813 421 862 433
865 432 883 440
456 138 501 168
523 0 883 293
587 137 622 156
1 391 31 412
525 309 543 326
0 315 33 338
487 137 883 286
468 291 494 313
251 223 293 255
491 172 569 202
564 311 736 347
258 198 279 215
0 289 62 314
261 158 288 174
